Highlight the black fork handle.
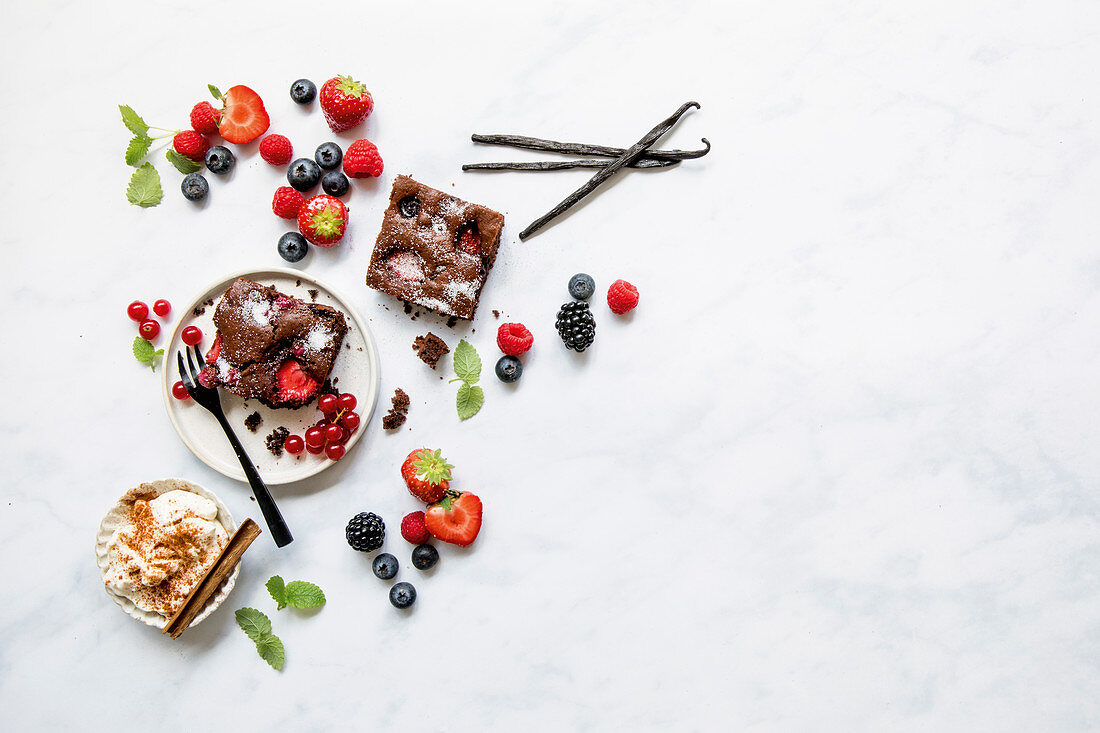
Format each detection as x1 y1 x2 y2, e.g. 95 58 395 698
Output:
212 410 293 547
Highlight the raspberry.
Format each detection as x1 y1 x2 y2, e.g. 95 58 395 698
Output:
259 134 293 166
607 280 639 315
496 322 534 356
342 139 383 178
190 101 220 135
173 130 209 162
400 511 430 545
272 186 305 219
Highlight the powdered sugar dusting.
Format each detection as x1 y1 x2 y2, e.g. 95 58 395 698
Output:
385 251 425 282
304 325 333 355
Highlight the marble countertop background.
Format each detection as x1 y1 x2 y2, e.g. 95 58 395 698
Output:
2 1 1098 730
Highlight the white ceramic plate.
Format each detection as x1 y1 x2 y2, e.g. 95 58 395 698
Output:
95 478 239 630
160 267 380 484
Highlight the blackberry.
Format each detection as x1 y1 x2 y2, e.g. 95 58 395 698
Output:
555 301 596 352
346 512 385 552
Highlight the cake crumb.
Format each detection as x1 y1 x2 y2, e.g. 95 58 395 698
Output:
244 412 263 432
295 279 302 286
392 388 410 413
492 310 500 318
382 412 407 430
404 302 413 315
382 388 411 430
447 316 458 328
413 332 449 369
308 289 318 301
265 427 290 457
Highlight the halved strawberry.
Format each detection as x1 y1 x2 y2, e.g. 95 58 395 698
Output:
425 491 482 547
276 359 319 403
205 332 223 364
400 448 452 502
218 85 270 144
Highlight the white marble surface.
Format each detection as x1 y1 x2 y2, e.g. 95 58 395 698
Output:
2 1 1099 730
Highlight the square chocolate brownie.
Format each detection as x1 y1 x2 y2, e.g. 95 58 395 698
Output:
366 175 504 320
199 278 348 408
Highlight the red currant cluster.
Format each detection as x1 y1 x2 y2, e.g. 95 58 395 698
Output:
284 392 360 461
128 299 171 341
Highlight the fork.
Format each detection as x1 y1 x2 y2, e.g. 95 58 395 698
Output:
177 344 293 547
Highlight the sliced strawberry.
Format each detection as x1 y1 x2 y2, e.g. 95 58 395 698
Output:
205 332 223 364
276 359 319 403
218 85 270 144
457 223 481 256
425 491 482 547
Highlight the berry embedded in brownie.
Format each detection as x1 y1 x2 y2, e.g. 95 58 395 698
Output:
366 175 504 320
198 278 348 409
412 332 449 369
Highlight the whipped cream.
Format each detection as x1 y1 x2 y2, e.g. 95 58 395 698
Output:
104 490 229 617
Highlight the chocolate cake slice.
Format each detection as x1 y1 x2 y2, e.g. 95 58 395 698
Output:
199 278 348 408
366 175 504 320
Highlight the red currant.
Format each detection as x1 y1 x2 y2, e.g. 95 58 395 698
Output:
325 424 343 444
139 319 160 340
325 443 346 460
334 427 350 444
318 393 338 415
284 435 305 455
304 426 326 448
127 301 149 321
337 393 357 412
153 299 171 317
172 381 190 400
340 411 360 432
306 442 325 455
181 325 202 346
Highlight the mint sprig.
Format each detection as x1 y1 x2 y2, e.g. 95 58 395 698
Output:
119 103 182 207
235 608 284 670
266 575 326 610
450 339 484 420
132 336 164 372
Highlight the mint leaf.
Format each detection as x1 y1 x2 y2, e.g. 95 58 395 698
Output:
235 608 271 641
126 163 162 208
132 336 163 372
126 134 151 166
208 84 222 100
266 576 287 609
283 581 326 609
255 634 285 671
456 383 484 420
119 105 149 136
166 148 201 174
452 339 481 384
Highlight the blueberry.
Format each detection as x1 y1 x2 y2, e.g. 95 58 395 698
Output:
411 544 439 570
321 171 349 197
277 232 309 263
568 273 595 300
372 553 399 580
389 582 417 609
398 195 420 218
315 142 343 170
290 78 316 105
204 146 235 175
495 355 522 383
287 158 321 192
180 173 208 201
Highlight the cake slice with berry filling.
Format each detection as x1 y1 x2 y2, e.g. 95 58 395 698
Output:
199 278 347 408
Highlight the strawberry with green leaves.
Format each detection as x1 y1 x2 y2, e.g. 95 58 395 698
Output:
297 194 348 246
425 490 482 547
319 75 374 132
400 448 453 503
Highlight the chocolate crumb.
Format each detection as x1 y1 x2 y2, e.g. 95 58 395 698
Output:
244 412 263 432
382 412 407 430
404 302 413 314
447 316 458 328
265 426 290 457
295 279 302 286
492 310 500 318
382 387 410 430
413 332 449 369
308 289 318 301
392 388 410 413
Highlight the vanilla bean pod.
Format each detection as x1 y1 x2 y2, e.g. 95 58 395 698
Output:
471 133 709 163
463 158 678 172
518 101 700 241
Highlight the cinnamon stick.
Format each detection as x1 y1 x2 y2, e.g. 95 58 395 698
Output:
163 518 261 639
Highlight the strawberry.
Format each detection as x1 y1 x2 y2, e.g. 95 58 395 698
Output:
296 194 348 246
319 76 374 132
173 130 209 162
205 332 223 364
425 491 482 547
190 101 221 135
400 448 453 503
217 85 270 144
276 359 319 403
